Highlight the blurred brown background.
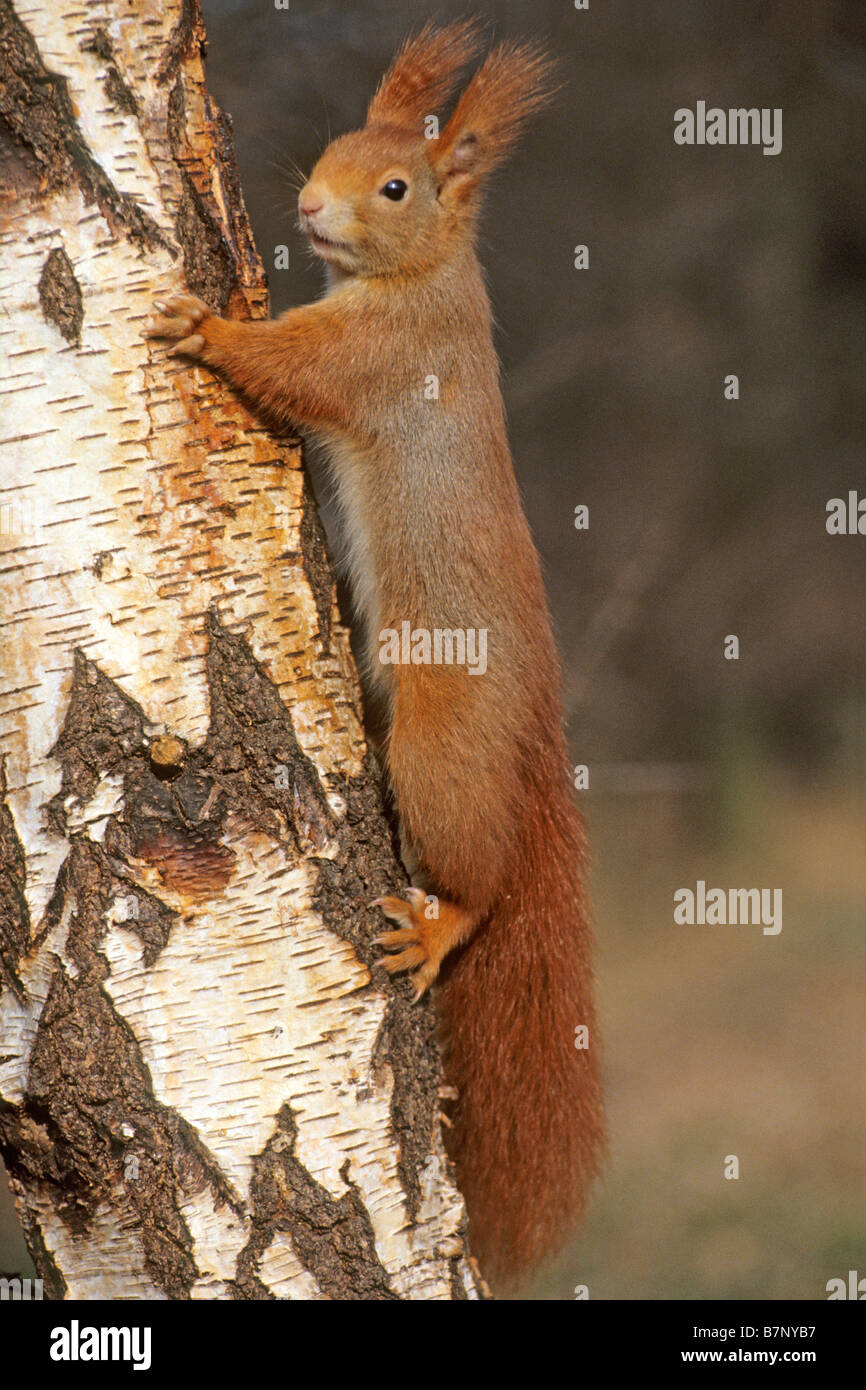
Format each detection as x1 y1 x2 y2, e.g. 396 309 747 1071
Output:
3 0 863 1298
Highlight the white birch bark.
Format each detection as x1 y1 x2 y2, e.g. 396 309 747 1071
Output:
0 0 479 1300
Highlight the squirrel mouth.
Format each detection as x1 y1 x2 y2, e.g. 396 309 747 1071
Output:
308 228 350 260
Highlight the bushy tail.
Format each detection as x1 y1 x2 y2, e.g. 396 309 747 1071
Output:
438 779 605 1287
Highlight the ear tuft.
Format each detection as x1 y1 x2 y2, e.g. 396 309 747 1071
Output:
433 39 559 200
366 19 482 131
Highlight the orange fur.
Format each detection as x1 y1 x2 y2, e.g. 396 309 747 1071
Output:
366 18 481 129
146 21 605 1289
433 38 560 211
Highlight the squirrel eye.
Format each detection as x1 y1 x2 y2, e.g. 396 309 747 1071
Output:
381 179 408 201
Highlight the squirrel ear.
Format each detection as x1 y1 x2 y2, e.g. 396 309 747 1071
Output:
433 40 558 205
366 19 482 130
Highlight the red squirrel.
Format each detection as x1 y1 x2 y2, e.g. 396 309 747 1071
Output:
146 20 605 1287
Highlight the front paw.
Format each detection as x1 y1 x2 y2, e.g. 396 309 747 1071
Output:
143 292 211 358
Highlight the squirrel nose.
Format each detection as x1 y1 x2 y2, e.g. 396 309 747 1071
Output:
299 187 324 218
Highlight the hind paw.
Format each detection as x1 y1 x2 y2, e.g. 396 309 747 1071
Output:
373 888 441 999
372 890 478 1001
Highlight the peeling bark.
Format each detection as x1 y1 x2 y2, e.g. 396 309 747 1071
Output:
0 0 480 1300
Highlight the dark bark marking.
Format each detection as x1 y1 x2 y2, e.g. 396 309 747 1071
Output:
165 76 236 313
44 650 230 906
0 836 243 1299
0 112 39 198
166 75 187 155
175 166 236 313
311 751 439 1222
232 1103 399 1301
449 1254 470 1300
298 477 334 646
38 247 83 349
96 870 177 971
80 28 139 117
46 650 146 836
0 0 172 254
202 609 335 855
375 995 442 1225
0 757 28 1003
212 105 264 282
11 1198 67 1300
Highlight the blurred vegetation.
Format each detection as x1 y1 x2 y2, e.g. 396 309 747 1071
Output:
2 0 862 1298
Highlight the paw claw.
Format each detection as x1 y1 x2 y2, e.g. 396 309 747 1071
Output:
167 333 206 358
379 946 425 973
374 928 416 949
376 895 416 928
144 294 211 356
372 891 449 997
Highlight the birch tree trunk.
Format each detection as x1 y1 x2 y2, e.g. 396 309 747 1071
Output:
0 0 479 1300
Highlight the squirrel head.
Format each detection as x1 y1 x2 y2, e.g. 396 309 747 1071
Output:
298 20 557 278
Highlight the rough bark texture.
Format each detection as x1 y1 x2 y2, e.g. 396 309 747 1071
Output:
0 0 480 1299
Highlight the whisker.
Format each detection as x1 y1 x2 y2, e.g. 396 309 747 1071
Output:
252 135 311 189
